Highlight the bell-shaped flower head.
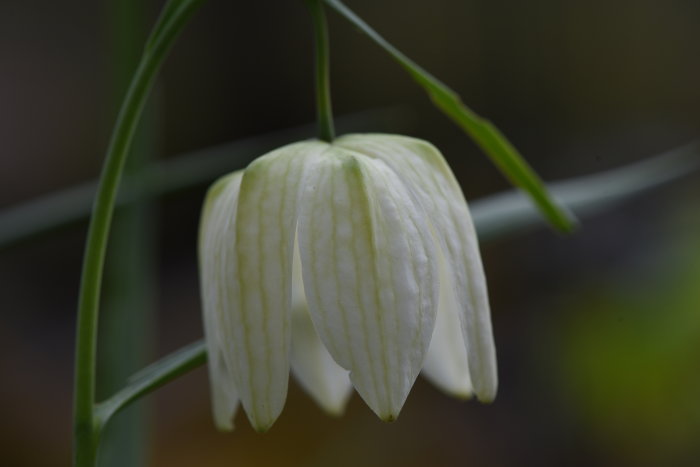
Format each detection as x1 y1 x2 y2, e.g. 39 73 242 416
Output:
199 134 497 432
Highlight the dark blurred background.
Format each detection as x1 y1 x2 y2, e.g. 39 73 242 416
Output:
1 1 699 466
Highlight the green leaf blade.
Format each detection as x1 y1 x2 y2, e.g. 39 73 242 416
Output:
472 142 700 240
96 340 206 427
324 0 577 233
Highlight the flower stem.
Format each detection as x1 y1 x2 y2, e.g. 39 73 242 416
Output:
307 0 335 142
72 1 205 465
73 54 157 467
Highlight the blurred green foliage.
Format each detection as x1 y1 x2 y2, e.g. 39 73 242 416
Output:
551 210 700 465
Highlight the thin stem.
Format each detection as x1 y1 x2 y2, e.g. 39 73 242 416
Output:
72 1 204 466
307 0 335 142
74 56 155 467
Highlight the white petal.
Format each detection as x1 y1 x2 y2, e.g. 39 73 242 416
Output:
290 236 353 415
336 134 497 402
422 244 472 398
199 171 243 431
220 141 327 431
298 148 438 420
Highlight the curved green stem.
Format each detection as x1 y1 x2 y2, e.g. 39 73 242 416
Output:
72 1 205 466
307 0 335 142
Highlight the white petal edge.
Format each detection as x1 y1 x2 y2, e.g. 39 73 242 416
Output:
298 147 438 420
221 141 327 431
336 134 497 402
199 171 243 431
421 241 473 398
290 235 353 415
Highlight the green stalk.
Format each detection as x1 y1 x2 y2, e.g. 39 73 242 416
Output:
72 1 204 466
97 0 158 465
307 0 335 142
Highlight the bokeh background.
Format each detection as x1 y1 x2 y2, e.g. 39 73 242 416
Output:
1 0 699 466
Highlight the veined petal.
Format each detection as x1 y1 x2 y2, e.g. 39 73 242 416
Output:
421 244 472 398
336 134 497 402
222 141 327 431
298 147 438 420
199 171 243 431
290 237 353 415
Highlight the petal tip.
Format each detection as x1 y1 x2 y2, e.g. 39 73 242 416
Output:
246 407 283 433
251 418 275 433
475 389 497 404
214 419 235 432
319 400 350 418
450 390 474 401
473 375 498 404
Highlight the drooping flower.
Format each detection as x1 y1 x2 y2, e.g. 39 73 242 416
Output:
199 133 497 432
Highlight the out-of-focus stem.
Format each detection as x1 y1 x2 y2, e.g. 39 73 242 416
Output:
97 0 158 465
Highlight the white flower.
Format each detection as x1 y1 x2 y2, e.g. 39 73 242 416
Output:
199 133 497 432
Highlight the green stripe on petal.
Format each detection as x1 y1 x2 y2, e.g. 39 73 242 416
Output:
225 141 327 431
199 171 243 431
298 146 438 421
336 134 498 402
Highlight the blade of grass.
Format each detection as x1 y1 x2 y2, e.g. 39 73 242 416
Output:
323 0 576 233
95 141 699 426
0 107 410 250
472 142 700 240
96 340 207 425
